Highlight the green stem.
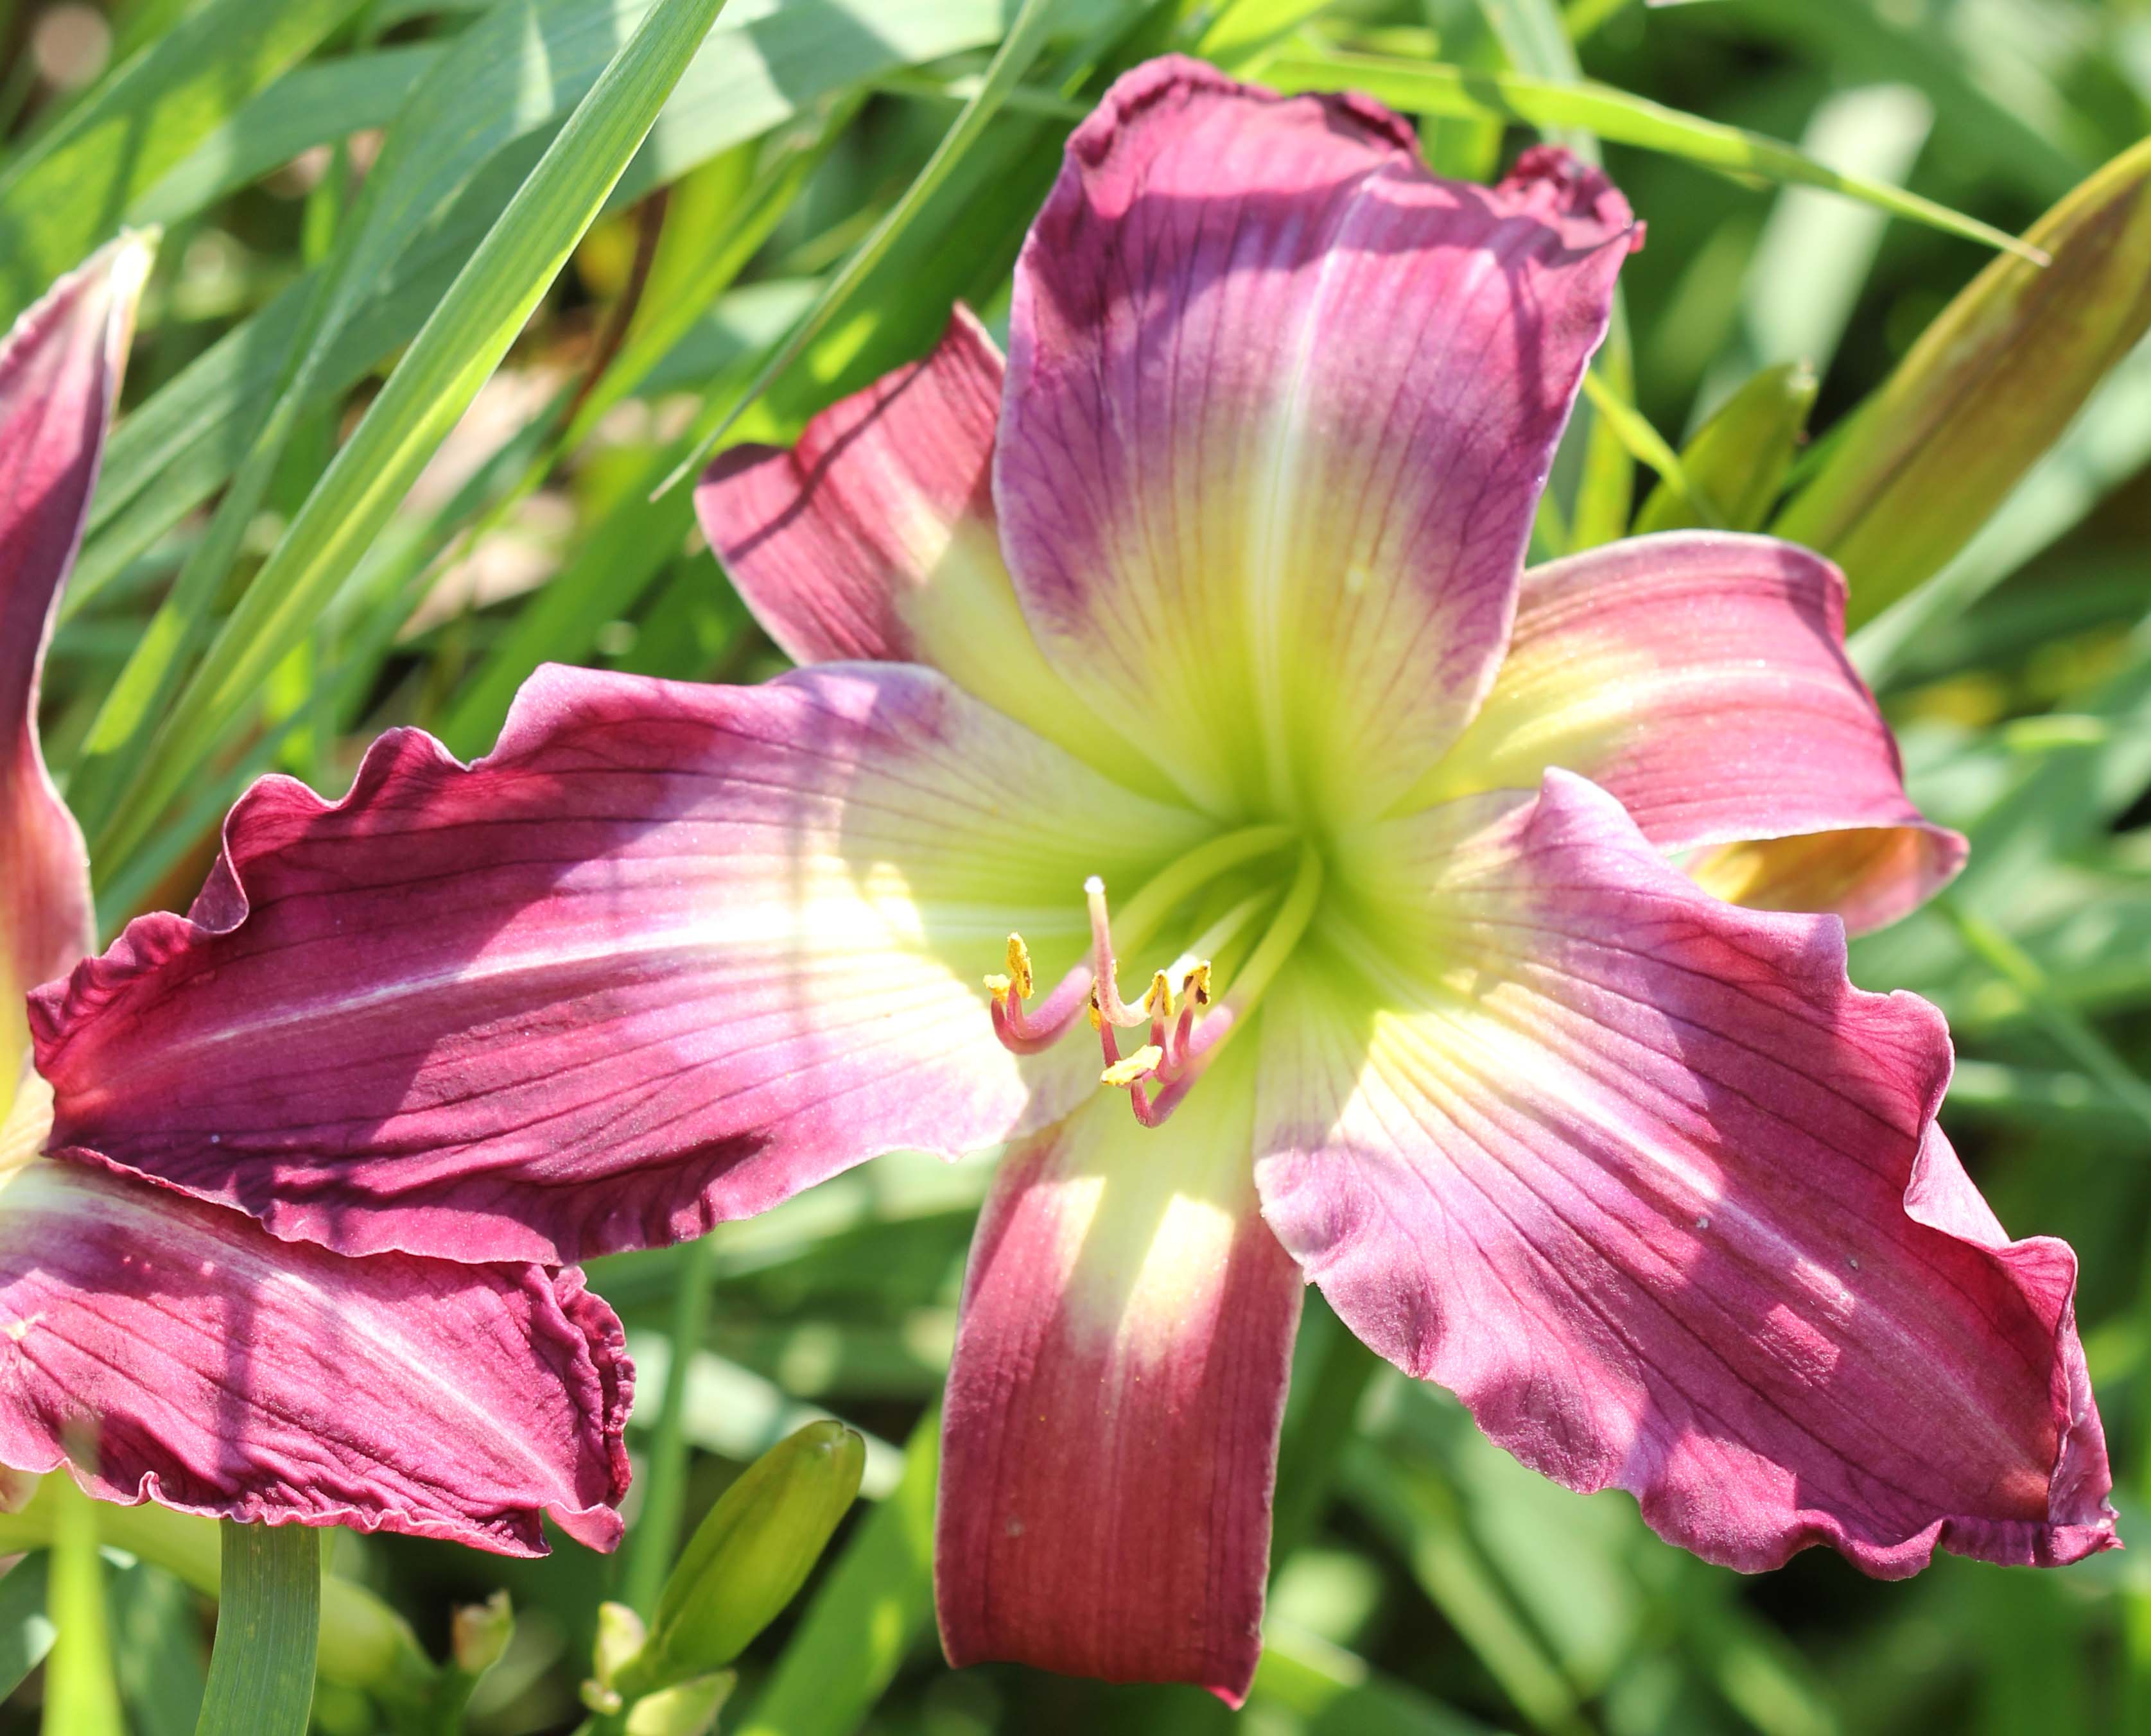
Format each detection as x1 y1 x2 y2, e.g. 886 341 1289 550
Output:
618 1231 719 1617
195 1522 321 1736
0 1482 431 1694
44 1478 121 1736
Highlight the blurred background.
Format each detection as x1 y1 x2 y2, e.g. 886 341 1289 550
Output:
3 0 2150 1730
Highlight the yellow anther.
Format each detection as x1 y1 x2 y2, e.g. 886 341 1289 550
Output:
1144 970 1173 1020
983 973 1012 1002
1183 961 1212 1007
1086 991 1103 1032
1101 1045 1165 1087
1004 934 1034 1000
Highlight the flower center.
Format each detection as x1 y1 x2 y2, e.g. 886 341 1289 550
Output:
985 826 1323 1127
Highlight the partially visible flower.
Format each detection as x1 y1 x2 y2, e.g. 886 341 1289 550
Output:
0 238 629 1555
26 60 2115 1704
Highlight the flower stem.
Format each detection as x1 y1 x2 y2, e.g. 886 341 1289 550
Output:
618 1229 719 1616
0 1482 431 1694
194 1521 320 1736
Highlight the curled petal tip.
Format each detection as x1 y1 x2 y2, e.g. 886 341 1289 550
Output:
1504 143 1644 249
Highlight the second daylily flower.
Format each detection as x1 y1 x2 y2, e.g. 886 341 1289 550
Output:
30 58 2112 1703
0 239 628 1556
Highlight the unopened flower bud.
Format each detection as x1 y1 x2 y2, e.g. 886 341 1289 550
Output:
617 1421 864 1696
450 1589 513 1678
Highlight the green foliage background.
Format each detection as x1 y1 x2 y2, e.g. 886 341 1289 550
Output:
3 0 2150 1730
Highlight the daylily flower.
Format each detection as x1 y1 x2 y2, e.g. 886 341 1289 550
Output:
0 239 629 1555
27 59 2113 1703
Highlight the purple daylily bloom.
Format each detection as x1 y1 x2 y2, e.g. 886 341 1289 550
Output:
0 239 629 1556
29 60 2114 1701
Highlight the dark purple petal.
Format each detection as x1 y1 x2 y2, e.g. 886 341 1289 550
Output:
0 1149 629 1554
1 238 151 1043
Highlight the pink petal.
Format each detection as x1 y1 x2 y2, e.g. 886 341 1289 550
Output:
699 307 1004 669
1421 532 1964 932
0 1143 629 1555
1262 770 2114 1575
937 1051 1301 1705
696 311 1160 795
996 57 1638 817
1 238 152 1032
33 663 1206 1264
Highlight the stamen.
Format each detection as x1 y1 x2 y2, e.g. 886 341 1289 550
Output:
1101 1044 1165 1087
982 824 1299 1070
1119 844 1325 1129
988 932 1090 1054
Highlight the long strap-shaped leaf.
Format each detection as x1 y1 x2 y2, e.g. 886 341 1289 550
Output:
1264 48 2041 262
94 0 736 871
0 0 363 324
194 1522 320 1736
653 0 1063 496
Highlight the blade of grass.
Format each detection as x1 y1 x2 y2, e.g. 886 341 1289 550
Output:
193 1523 320 1736
65 0 1021 617
1253 1620 1500 1736
1935 895 2151 1138
618 1234 720 1619
91 0 739 874
128 44 445 226
654 0 1063 497
42 1480 121 1736
1264 49 2044 260
1578 367 1712 518
0 0 363 321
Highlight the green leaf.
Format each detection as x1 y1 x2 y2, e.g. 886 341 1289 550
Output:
1635 360 1816 534
0 1555 55 1703
0 0 363 322
43 1480 122 1736
618 1235 723 1622
1262 48 2042 260
655 0 1065 494
623 1421 866 1696
0 1482 431 1697
128 44 447 227
1775 136 2151 628
1849 338 2151 686
730 1410 939 1736
92 0 740 872
193 1522 320 1736
1253 1620 1500 1736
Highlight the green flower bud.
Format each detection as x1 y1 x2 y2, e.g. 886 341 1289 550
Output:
449 1589 514 1679
625 1672 735 1736
620 1421 864 1696
582 1599 650 1714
